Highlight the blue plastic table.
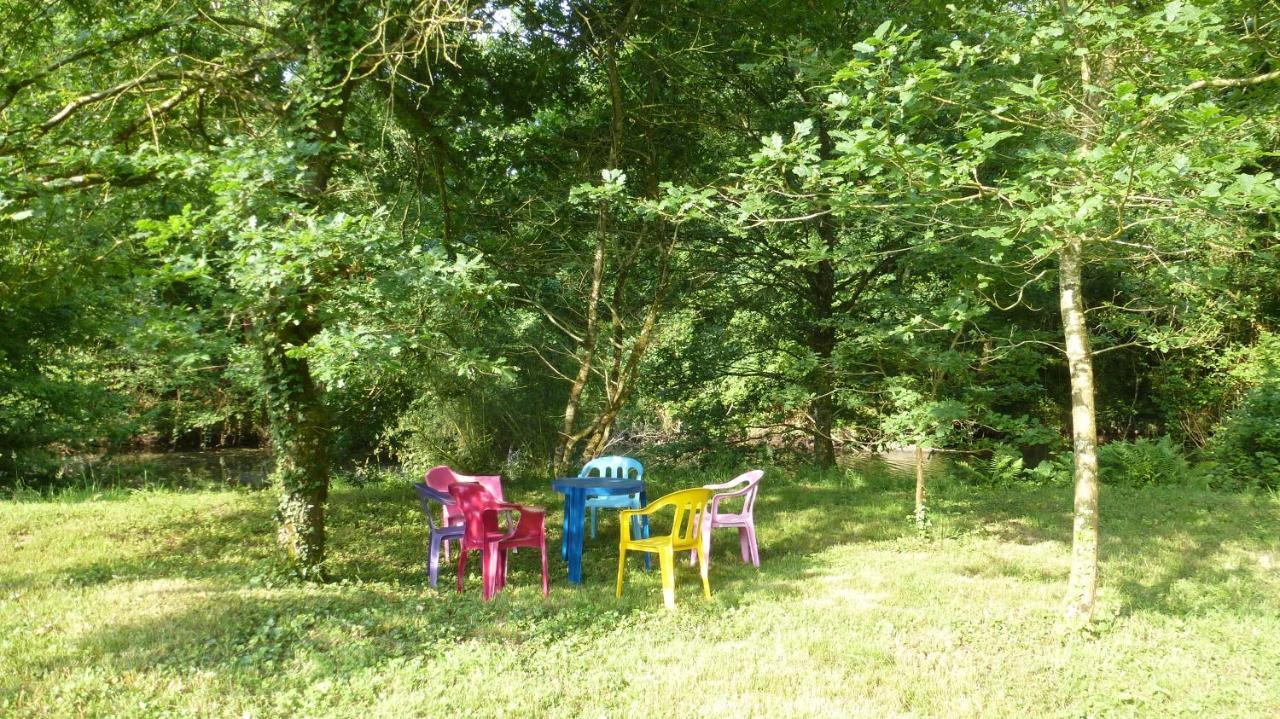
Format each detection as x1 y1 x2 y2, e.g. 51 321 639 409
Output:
552 476 649 583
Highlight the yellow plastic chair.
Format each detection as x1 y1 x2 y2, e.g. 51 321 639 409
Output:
616 487 713 609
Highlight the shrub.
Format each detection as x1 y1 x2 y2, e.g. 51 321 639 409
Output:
953 445 1028 485
1026 451 1074 484
1097 436 1192 486
1209 379 1280 491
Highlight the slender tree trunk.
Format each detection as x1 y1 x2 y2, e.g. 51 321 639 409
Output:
1059 235 1100 624
807 118 841 468
430 135 456 260
1057 0 1104 625
914 444 926 518
579 231 672 458
557 34 626 472
807 258 838 468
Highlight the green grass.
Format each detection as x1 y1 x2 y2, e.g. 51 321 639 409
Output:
2 469 1278 717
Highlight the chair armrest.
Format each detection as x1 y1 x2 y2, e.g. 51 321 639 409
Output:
494 501 544 514
619 501 669 519
496 503 545 539
708 484 755 516
703 478 747 492
414 483 455 505
710 483 753 500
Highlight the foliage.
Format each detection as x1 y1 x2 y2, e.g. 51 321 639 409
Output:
1098 436 1194 487
1210 380 1280 491
954 446 1029 486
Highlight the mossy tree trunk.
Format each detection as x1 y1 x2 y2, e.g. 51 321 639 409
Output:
261 311 332 577
263 0 356 577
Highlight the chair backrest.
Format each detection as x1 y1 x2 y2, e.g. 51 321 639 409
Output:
448 481 504 547
412 482 453 532
579 455 644 481
710 469 764 517
647 487 713 544
425 466 504 523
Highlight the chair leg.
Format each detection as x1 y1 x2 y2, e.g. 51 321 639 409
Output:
697 543 711 600
690 516 703 567
456 549 467 593
739 527 751 564
501 546 509 591
491 545 504 599
482 544 500 601
590 507 598 539
615 548 627 598
540 539 549 598
428 532 442 588
702 517 713 571
746 524 760 567
659 546 676 609
494 548 506 594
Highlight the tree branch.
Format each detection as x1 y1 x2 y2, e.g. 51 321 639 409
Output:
1184 68 1280 92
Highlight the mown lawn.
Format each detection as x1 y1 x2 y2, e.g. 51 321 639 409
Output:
2 469 1278 718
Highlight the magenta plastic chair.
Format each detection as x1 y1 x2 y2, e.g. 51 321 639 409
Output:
424 465 505 559
691 470 763 569
449 482 549 601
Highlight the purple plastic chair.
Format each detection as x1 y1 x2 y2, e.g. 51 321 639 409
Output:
413 482 465 588
691 470 763 569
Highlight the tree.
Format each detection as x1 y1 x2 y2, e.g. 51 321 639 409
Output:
1 0 479 575
810 2 1280 622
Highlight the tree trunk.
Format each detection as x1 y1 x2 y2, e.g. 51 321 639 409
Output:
914 444 926 518
556 32 626 473
1059 235 1100 624
264 0 354 576
807 257 838 468
807 117 841 469
262 315 331 578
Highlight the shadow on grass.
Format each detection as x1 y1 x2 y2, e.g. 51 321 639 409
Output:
5 475 923 696
938 481 1280 617
1101 486 1279 617
0 505 276 593
10 473 1279 700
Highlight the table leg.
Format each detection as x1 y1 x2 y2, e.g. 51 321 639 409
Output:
567 488 585 584
560 492 571 562
639 489 651 571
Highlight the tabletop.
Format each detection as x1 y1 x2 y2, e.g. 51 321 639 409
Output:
551 476 645 495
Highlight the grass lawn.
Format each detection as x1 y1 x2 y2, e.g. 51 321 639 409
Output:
2 468 1278 718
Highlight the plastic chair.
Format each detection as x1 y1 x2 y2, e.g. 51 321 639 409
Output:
579 456 644 539
412 482 464 588
424 465 506 559
616 487 713 609
449 482 549 600
690 470 763 569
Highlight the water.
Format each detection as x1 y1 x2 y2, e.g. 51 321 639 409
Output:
48 447 958 493
840 449 956 480
58 448 273 489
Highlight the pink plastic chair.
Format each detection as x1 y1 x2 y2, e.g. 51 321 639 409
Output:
691 470 763 569
424 465 505 560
